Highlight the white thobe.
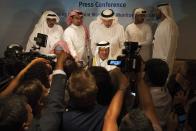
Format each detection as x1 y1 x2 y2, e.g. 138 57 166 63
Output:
125 23 152 61
63 24 86 61
26 25 63 54
92 55 116 71
153 18 179 73
90 20 125 58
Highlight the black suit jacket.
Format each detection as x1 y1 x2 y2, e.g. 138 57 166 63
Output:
37 74 67 131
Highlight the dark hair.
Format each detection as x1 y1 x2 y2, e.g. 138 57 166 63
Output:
20 62 51 89
63 54 79 78
119 109 154 131
0 95 28 131
68 69 98 109
88 66 115 106
16 79 43 116
145 59 169 87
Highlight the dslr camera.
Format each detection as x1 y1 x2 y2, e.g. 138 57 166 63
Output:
108 42 141 73
33 33 48 50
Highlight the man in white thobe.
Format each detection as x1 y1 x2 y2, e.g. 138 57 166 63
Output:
63 10 90 64
90 9 125 58
153 3 179 74
125 8 153 62
26 10 63 54
92 41 116 71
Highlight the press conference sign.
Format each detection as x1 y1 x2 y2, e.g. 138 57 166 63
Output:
78 1 127 8
57 0 157 26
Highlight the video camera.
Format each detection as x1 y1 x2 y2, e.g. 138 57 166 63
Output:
33 33 48 50
108 42 141 73
1 44 56 79
108 42 142 107
16 51 56 67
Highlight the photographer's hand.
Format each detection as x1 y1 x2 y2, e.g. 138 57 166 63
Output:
103 69 128 131
137 59 162 131
55 52 69 70
29 57 50 69
119 70 129 91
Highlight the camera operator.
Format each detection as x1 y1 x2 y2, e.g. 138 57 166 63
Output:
103 59 162 131
144 59 172 130
26 10 63 54
108 41 143 112
105 41 163 131
92 41 116 71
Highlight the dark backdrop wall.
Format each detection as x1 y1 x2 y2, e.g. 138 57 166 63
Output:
0 0 195 59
